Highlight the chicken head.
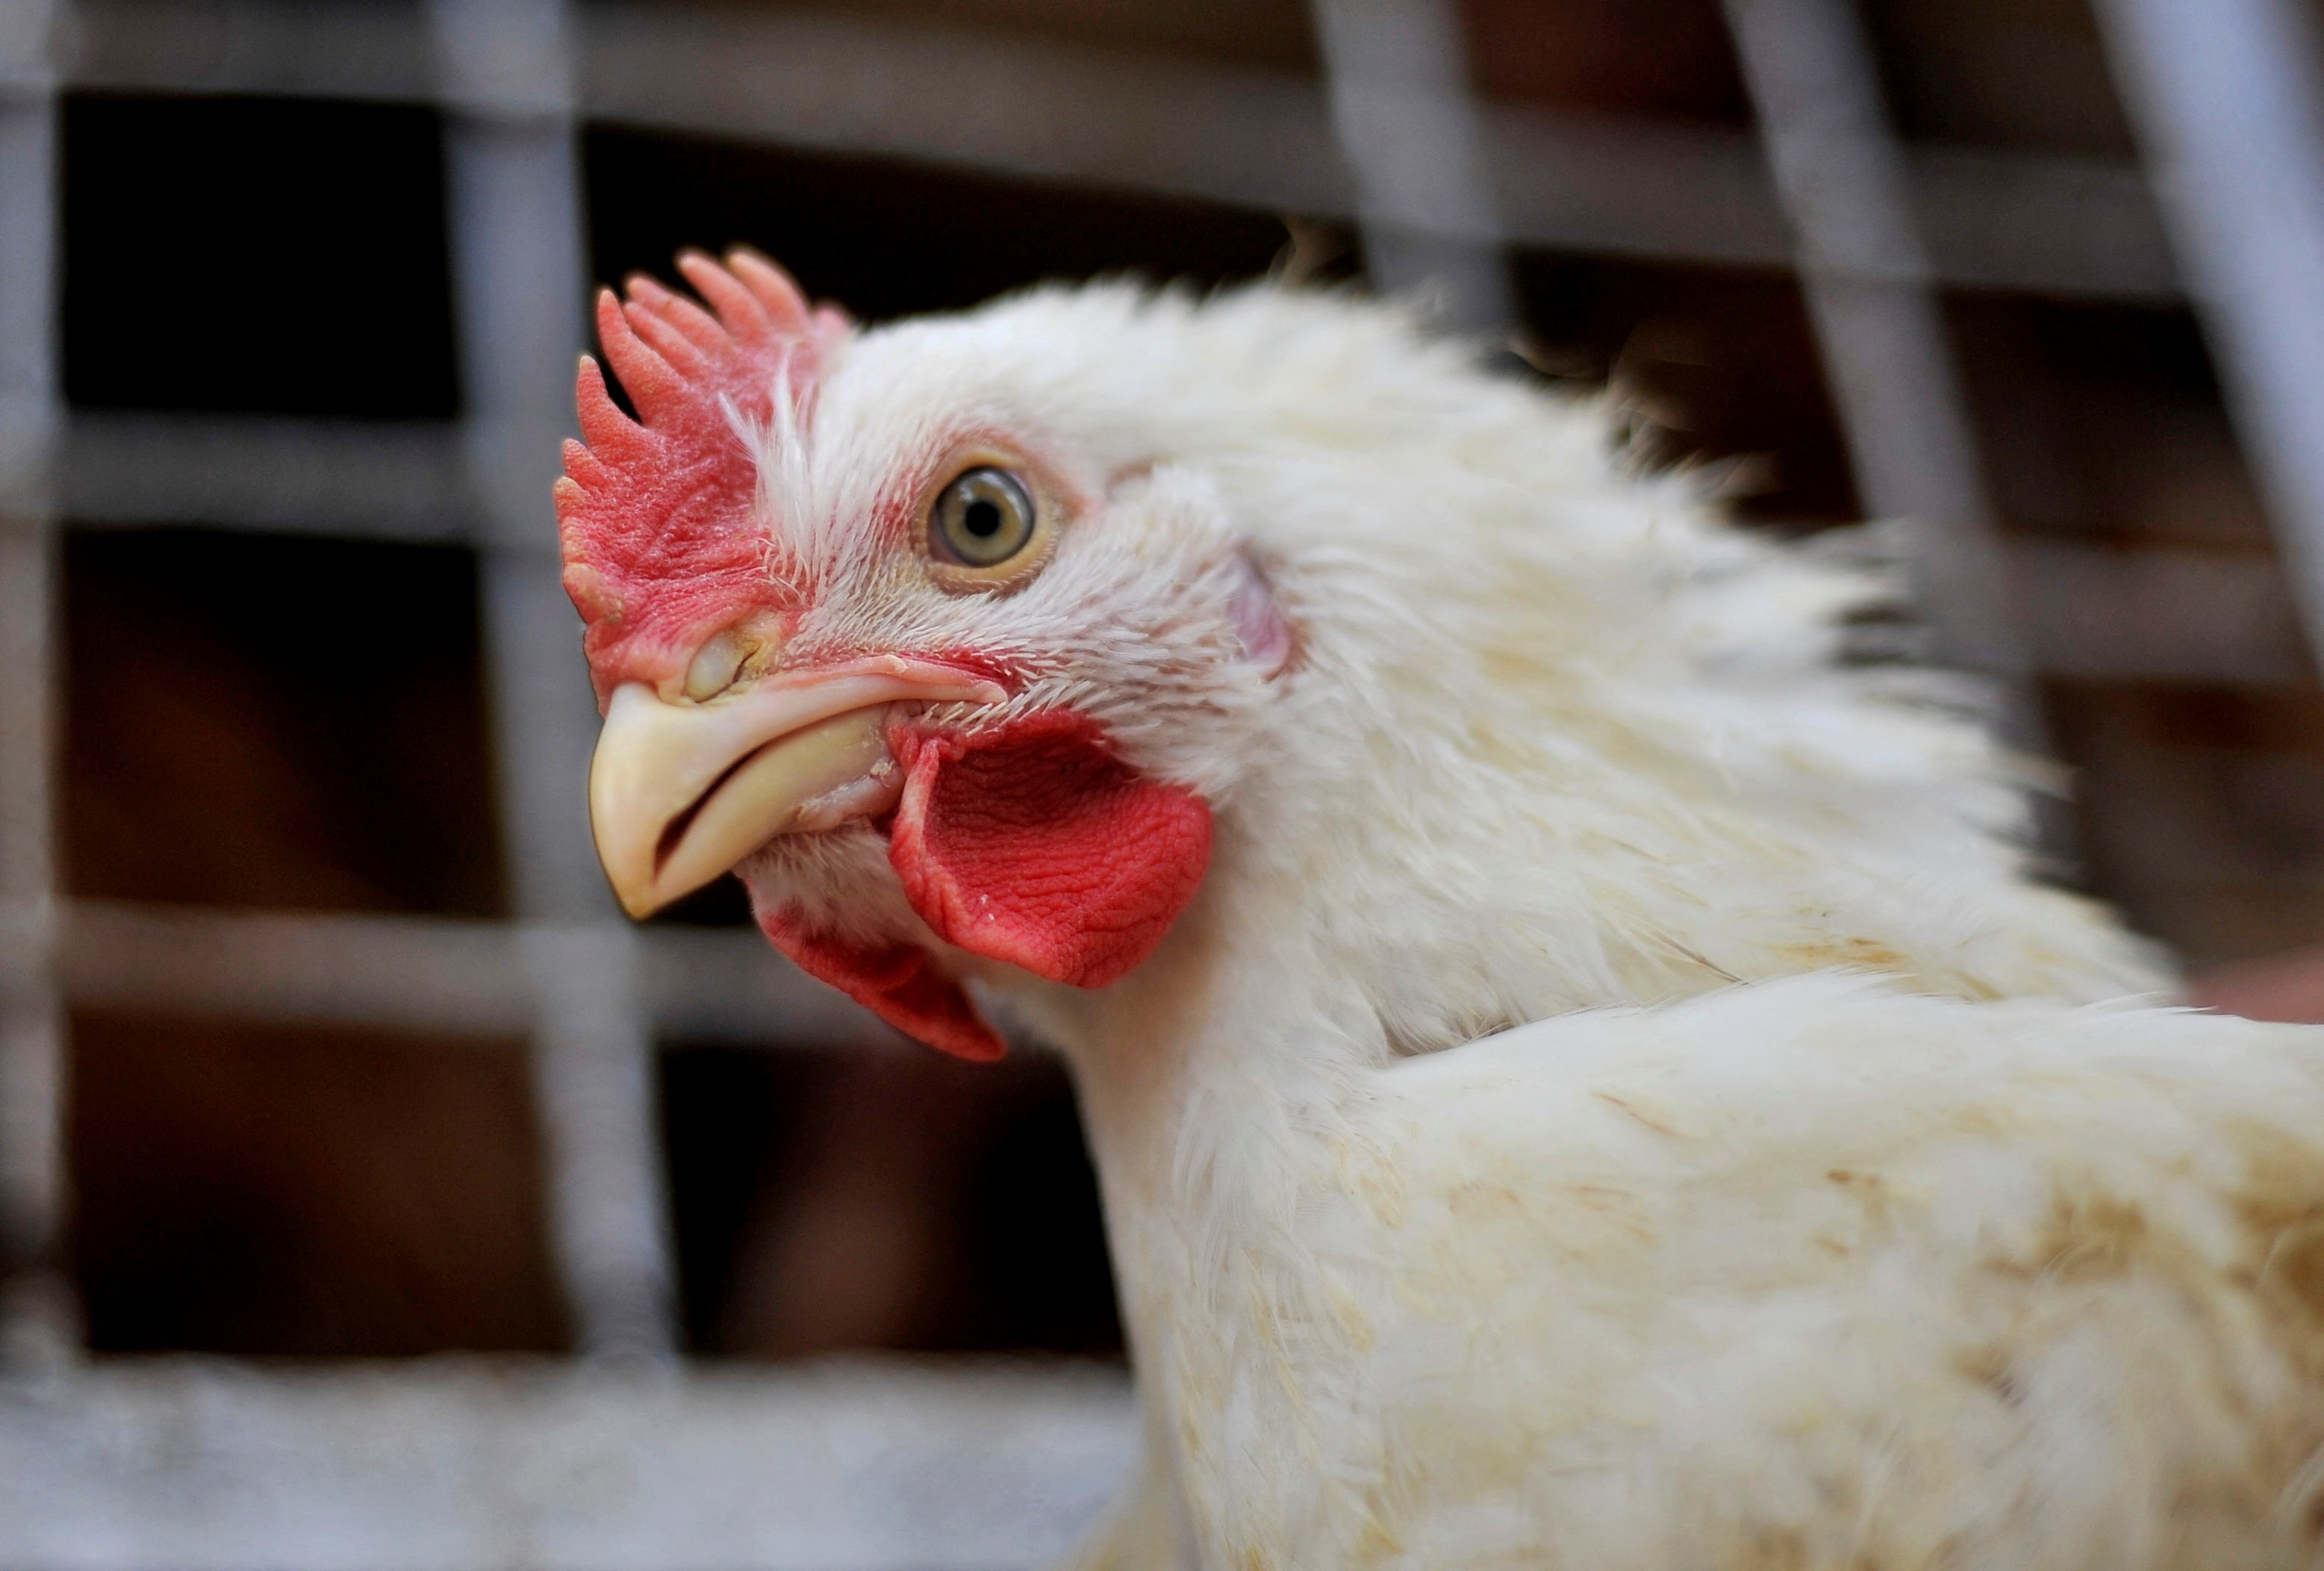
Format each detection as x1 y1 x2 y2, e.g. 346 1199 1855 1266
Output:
565 252 1291 1061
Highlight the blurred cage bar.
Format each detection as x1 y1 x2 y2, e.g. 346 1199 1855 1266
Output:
6 0 2324 1564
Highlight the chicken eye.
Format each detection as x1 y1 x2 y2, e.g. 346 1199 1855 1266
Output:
930 467 1037 568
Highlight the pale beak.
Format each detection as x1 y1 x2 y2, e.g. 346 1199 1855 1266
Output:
588 664 1006 919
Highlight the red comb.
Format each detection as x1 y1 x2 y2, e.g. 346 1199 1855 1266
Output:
555 249 851 694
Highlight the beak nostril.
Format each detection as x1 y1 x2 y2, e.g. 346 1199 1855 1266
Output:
683 617 787 704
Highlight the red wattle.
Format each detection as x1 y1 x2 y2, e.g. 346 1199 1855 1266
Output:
753 712 1211 1063
887 712 1212 989
756 911 1007 1063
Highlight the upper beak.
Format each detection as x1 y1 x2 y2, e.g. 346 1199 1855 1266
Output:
588 662 1006 919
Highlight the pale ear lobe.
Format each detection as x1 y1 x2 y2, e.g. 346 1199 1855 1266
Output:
1229 551 1295 676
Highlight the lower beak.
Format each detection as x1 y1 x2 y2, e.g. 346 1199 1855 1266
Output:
588 664 1005 919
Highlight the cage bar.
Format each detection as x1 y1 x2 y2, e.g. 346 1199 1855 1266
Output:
0 1358 1138 1570
1720 0 2037 720
2092 0 2324 678
0 0 74 1369
1310 0 1513 329
54 902 901 1046
429 0 676 1362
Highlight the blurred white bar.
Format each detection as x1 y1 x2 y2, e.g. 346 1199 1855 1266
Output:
57 901 902 1047
517 924 676 1363
644 921 906 1045
429 0 675 1363
579 1 1350 225
60 0 2179 301
1906 145 2171 302
2091 0 2324 677
66 0 434 101
2012 541 2305 685
62 414 469 540
1722 0 2031 688
0 1356 1138 1571
1309 0 1511 329
0 0 75 1369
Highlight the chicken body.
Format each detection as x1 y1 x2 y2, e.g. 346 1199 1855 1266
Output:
559 263 2324 1569
1067 975 2324 1570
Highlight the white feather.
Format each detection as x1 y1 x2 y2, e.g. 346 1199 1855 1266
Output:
727 281 2324 1569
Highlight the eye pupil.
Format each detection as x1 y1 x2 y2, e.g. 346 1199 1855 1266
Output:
931 465 1038 570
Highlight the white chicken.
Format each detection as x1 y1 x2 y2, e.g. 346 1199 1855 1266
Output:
564 251 2324 1570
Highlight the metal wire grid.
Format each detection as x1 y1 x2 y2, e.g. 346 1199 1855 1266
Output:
2 0 2324 1560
